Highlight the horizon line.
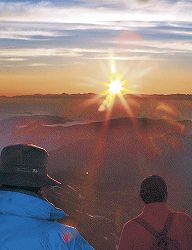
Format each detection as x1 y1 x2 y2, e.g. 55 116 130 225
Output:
0 92 192 98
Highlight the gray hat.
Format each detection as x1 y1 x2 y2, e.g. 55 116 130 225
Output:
0 144 61 187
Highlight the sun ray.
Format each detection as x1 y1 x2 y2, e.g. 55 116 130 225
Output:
117 93 137 125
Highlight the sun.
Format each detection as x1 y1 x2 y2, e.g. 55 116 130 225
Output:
98 60 130 112
109 80 123 95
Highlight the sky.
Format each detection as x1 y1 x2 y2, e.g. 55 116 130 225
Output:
0 0 191 96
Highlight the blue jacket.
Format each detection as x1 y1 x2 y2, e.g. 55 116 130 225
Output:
0 190 94 250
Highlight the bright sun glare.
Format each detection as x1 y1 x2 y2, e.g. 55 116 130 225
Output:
109 80 123 95
98 60 129 112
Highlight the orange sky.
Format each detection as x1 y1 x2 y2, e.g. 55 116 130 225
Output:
0 61 191 96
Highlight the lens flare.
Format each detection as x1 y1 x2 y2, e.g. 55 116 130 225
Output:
109 80 123 95
98 61 129 113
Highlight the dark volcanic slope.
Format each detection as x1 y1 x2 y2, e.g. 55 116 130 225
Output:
46 118 192 213
48 117 187 172
0 116 192 214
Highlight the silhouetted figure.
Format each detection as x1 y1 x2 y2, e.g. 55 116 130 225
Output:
0 144 94 250
118 175 192 250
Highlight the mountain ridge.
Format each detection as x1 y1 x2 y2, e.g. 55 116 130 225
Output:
0 93 192 98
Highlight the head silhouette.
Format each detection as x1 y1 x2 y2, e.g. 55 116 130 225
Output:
140 175 168 204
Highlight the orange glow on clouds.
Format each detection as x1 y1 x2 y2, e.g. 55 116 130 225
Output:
0 60 192 96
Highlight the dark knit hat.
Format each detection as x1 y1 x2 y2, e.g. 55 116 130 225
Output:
0 144 61 187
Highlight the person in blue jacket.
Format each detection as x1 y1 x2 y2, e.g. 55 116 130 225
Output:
0 144 94 250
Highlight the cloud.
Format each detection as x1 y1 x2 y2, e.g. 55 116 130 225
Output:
0 0 191 67
0 48 83 58
0 30 65 40
0 40 191 68
0 58 27 62
28 63 51 66
85 55 161 61
0 0 191 23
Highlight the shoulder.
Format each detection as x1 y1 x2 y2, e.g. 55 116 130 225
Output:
119 218 141 249
173 211 192 221
172 211 192 227
122 217 142 235
47 222 94 249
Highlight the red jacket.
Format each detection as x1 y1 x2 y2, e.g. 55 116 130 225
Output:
118 202 192 250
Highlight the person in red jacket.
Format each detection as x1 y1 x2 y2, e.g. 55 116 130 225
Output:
118 175 192 250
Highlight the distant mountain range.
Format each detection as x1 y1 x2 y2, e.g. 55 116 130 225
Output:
0 93 95 99
1 93 192 99
0 93 192 121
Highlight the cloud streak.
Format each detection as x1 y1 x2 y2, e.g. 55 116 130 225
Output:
0 39 191 68
0 0 191 23
0 1 191 69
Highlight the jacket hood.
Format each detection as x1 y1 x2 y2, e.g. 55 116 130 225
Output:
0 190 65 221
